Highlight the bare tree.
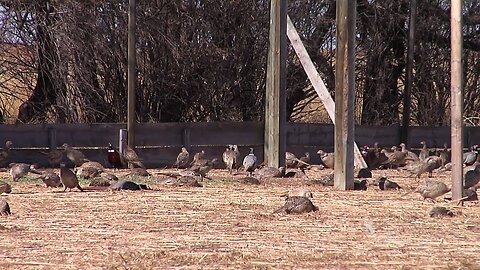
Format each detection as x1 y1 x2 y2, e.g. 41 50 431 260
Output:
0 0 479 126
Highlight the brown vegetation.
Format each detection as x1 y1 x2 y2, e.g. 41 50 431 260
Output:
0 1 480 125
0 168 479 269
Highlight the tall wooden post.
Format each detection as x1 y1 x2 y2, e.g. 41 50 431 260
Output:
451 0 463 201
401 0 416 145
334 0 356 190
127 0 136 149
264 0 287 168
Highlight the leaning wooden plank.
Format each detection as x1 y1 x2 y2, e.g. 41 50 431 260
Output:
286 15 367 169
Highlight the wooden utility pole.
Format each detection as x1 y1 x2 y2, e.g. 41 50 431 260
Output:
334 0 356 190
127 0 136 149
264 0 287 168
401 0 416 145
450 0 463 201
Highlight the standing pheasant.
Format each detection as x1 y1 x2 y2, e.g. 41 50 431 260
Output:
60 163 84 192
419 141 429 161
62 143 89 167
107 143 124 169
222 145 236 174
174 147 190 169
123 145 145 169
231 145 242 171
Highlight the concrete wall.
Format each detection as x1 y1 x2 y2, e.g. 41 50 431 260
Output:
0 122 477 168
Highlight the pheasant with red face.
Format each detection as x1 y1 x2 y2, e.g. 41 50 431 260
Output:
107 143 124 169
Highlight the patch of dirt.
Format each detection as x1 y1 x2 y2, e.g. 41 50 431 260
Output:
0 167 479 269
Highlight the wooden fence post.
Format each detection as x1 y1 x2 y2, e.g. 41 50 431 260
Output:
450 0 463 201
334 0 356 190
264 0 287 168
127 0 136 149
401 0 416 145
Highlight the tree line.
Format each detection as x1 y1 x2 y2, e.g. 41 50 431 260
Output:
0 0 479 126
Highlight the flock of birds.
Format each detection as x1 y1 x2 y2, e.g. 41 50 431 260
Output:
0 140 480 217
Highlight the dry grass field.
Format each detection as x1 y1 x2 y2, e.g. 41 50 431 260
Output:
0 167 479 270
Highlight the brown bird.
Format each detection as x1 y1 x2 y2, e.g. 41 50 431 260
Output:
0 180 12 194
123 145 145 169
414 180 450 201
255 166 285 178
75 166 102 179
429 206 453 218
60 163 84 192
36 170 63 188
126 167 151 177
222 145 236 174
438 162 452 172
410 156 442 180
315 173 334 186
317 149 334 169
174 147 190 169
285 152 299 168
62 143 90 166
419 141 429 162
274 196 318 214
231 145 242 171
80 161 104 171
362 143 388 169
299 152 310 164
188 158 218 180
384 144 408 168
297 152 311 173
40 149 64 167
403 143 420 164
107 143 124 169
89 177 113 187
0 199 11 216
163 176 203 187
437 143 451 167
190 150 205 166
0 140 13 167
10 163 40 181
